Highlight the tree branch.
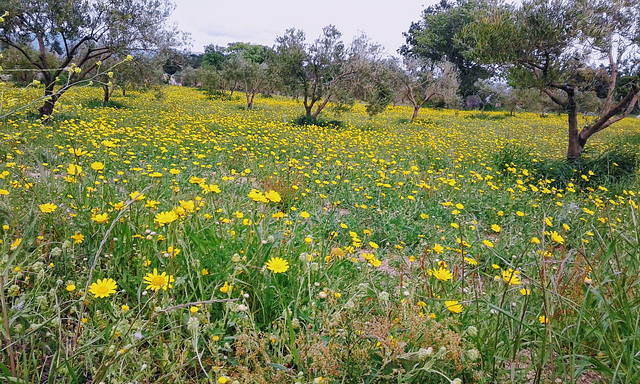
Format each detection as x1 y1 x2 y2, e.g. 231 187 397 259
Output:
403 82 418 108
0 38 44 71
602 47 618 115
58 35 94 69
584 85 639 137
543 87 567 108
549 82 572 93
61 31 70 58
419 91 436 107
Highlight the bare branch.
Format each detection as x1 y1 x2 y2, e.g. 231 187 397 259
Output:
543 88 567 108
0 38 44 71
584 85 639 136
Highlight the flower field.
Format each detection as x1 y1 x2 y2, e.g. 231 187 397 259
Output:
2 86 640 383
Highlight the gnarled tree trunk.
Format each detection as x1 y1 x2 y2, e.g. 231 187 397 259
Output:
412 106 420 121
546 82 639 160
38 82 59 118
565 87 583 159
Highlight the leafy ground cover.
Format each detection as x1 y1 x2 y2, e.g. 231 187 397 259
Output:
2 86 640 383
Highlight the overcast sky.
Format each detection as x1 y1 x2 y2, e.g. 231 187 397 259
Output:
169 0 441 55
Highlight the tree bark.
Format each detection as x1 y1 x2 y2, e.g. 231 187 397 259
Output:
246 92 256 110
38 83 58 118
39 98 55 117
565 87 584 159
602 48 618 115
229 82 238 97
312 96 331 120
566 84 639 159
542 84 586 160
103 85 110 106
411 106 420 121
409 92 433 121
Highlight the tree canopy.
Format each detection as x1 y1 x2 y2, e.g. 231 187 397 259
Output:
400 0 489 98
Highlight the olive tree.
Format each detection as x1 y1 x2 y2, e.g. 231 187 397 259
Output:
344 34 398 117
223 43 270 109
272 26 354 122
272 26 395 122
400 58 460 120
0 0 180 118
463 0 640 159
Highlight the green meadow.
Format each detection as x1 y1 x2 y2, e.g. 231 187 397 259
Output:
2 86 640 383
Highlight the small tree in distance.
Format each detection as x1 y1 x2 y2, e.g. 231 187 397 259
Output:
400 58 460 121
223 43 270 109
272 26 402 123
105 54 164 102
272 26 348 122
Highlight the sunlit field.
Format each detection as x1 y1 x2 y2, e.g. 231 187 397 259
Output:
3 86 640 383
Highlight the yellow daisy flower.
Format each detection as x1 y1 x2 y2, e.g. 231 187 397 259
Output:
89 278 118 298
265 257 289 273
143 268 174 291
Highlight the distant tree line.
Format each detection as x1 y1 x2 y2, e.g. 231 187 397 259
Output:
169 26 463 122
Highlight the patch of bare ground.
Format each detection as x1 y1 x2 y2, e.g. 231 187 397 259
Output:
502 350 605 383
